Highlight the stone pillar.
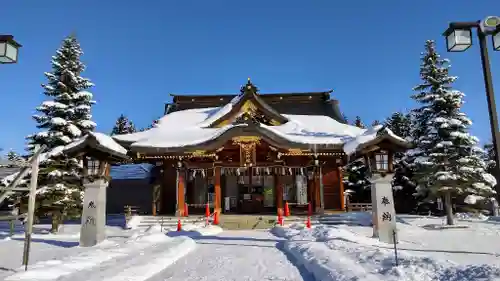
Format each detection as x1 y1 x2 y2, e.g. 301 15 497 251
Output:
214 167 222 215
80 179 108 247
371 173 397 244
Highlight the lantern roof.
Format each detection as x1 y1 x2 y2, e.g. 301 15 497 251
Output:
63 132 129 162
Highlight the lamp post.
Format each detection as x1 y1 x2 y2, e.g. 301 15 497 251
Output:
443 16 500 194
0 35 22 64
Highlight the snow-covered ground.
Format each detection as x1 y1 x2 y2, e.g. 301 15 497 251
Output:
149 230 313 281
273 212 500 281
0 216 219 281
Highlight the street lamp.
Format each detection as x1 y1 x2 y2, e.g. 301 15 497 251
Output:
0 35 21 64
443 16 500 195
494 26 500 51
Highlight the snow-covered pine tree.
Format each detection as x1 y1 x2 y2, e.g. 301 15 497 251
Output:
343 159 372 203
385 112 412 142
139 118 159 132
483 142 496 174
25 34 96 232
405 40 496 225
342 113 349 123
353 116 365 128
384 111 418 213
371 120 381 127
111 114 136 135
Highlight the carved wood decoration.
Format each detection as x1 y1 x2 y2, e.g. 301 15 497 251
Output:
232 136 260 167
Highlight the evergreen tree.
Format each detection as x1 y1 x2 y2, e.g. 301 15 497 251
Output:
353 116 365 128
385 112 412 141
139 118 159 132
384 111 418 213
342 113 349 123
404 40 496 225
24 35 96 232
483 142 496 174
343 159 372 203
112 114 136 135
371 120 381 127
7 151 20 162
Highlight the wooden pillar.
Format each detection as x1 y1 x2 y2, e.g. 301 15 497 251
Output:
388 151 394 172
214 167 222 214
275 174 284 214
338 166 345 211
314 168 321 213
176 167 186 216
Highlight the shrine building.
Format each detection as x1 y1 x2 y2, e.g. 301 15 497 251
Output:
111 79 409 216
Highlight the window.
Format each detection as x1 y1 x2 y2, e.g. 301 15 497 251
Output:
87 158 100 176
375 153 388 171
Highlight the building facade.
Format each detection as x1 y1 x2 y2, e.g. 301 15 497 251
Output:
113 80 408 216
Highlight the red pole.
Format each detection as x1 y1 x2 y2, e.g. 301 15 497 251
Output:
177 219 182 231
306 216 311 229
213 212 220 225
184 203 189 217
284 201 290 217
308 201 313 216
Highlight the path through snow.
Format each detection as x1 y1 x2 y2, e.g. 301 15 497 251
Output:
151 230 314 281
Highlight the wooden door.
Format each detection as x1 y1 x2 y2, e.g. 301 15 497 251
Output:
322 167 341 210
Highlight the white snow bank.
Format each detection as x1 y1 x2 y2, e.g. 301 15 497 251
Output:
4 228 179 281
126 215 142 229
167 224 223 237
103 237 195 281
455 212 488 222
274 223 500 281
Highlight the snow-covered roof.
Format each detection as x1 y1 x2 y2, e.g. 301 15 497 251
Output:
113 80 409 155
343 125 409 156
113 105 407 155
64 132 129 160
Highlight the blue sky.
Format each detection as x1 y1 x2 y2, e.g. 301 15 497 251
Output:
1 1 500 154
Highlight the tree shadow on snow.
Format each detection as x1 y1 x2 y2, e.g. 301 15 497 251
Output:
11 237 79 248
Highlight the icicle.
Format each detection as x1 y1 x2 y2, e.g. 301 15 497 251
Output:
266 167 270 175
236 168 240 176
288 168 292 175
282 168 285 175
300 168 305 176
256 168 260 176
221 168 225 175
201 169 206 178
193 170 198 177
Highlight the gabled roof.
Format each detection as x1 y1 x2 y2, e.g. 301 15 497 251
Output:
206 79 289 127
64 132 129 161
343 125 411 157
167 88 344 123
113 81 409 155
